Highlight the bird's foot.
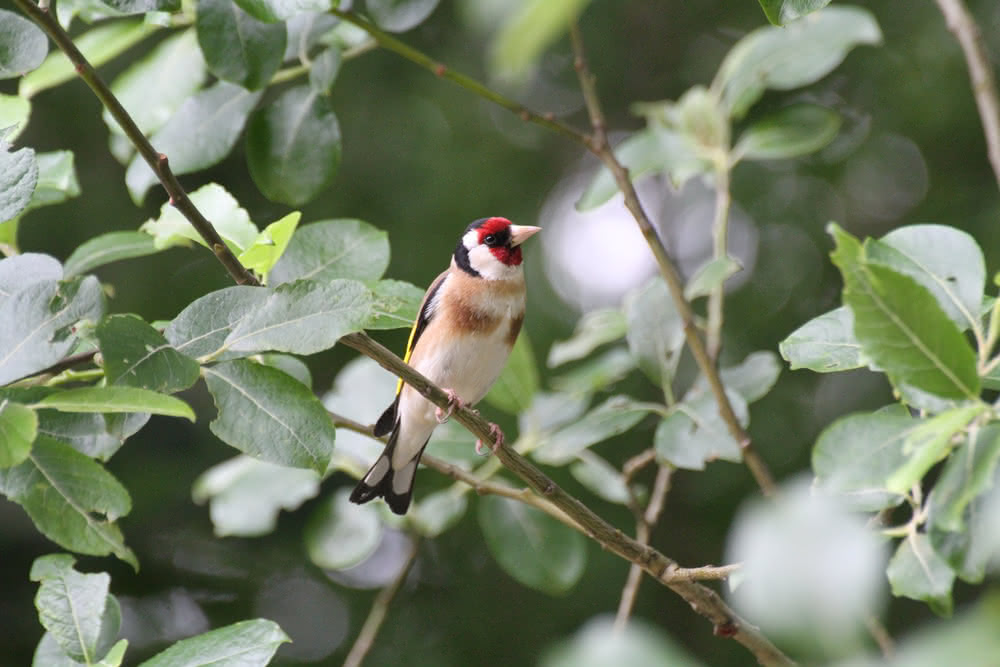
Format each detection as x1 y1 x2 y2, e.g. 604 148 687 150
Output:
475 423 505 456
435 388 464 423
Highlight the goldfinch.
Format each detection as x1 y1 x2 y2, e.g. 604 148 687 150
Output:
350 217 541 514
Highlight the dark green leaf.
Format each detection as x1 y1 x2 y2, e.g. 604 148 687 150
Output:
887 533 955 615
735 104 841 160
96 314 200 393
36 411 128 461
547 308 627 367
165 285 269 360
655 389 746 470
928 424 1000 533
542 617 705 667
484 333 539 415
246 84 341 205
0 400 36 468
478 495 586 595
237 212 300 278
0 9 48 79
930 469 1000 583
779 306 863 373
64 232 160 277
0 136 37 223
203 359 336 472
0 253 62 306
140 183 259 253
489 0 586 80
625 276 685 386
305 489 381 568
535 396 653 465
270 219 389 284
367 279 423 330
197 0 286 90
886 404 987 495
758 0 831 26
231 0 331 22
409 489 468 538
138 619 289 667
35 387 194 421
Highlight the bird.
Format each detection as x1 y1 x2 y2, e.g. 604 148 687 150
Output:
350 217 541 515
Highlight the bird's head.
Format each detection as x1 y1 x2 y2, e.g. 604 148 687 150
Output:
454 217 541 280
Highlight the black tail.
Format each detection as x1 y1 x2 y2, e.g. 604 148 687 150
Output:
349 429 428 515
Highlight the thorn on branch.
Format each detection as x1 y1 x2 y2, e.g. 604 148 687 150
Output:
433 63 447 77
74 63 84 74
714 621 738 638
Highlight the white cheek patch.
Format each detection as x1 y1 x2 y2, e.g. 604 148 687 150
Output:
467 245 520 281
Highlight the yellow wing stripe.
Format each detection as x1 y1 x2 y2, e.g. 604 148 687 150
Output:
396 315 421 395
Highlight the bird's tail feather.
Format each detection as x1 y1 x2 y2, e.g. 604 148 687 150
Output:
349 429 428 515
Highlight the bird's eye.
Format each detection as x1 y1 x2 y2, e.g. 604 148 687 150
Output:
483 234 496 245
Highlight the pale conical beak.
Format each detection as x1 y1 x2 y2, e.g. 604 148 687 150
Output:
509 225 541 246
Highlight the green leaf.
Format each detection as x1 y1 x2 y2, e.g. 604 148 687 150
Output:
365 0 439 32
930 468 1000 583
97 0 179 14
714 6 882 117
0 136 37 223
928 424 1000 533
887 533 955 615
0 92 31 140
96 639 128 667
569 455 630 505
203 359 336 472
30 554 118 664
0 253 62 306
320 357 394 476
64 232 160 277
126 83 263 202
0 436 136 567
236 212 300 278
693 351 781 403
138 619 289 667
478 495 586 595
519 391 590 436
779 306 863 372
812 407 914 511
830 225 980 406
542 617 706 667
0 9 48 79
484 333 539 415
36 387 195 421
140 182 259 253
193 455 320 537
270 219 389 284
20 20 155 98
246 85 341 206
305 489 382 569
735 104 841 161
758 0 832 26
95 314 200 393
549 347 636 395
367 279 423 330
197 0 286 90
0 399 37 468
308 47 341 94
25 151 81 212
489 0 589 80
0 276 105 385
547 308 627 367
535 396 652 465
35 411 129 462
222 279 372 355
684 255 743 300
409 489 468 537
625 276 685 387
255 353 311 387
231 0 331 22
655 389 746 470
164 285 269 360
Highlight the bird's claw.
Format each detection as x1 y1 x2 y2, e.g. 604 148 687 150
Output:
475 423 505 456
435 388 464 424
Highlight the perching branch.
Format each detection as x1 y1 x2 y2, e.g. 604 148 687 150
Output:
934 0 1000 193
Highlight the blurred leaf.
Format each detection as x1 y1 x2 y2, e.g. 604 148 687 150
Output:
25 151 80 212
535 396 653 465
409 489 468 538
0 136 37 223
270 219 389 284
542 617 705 667
569 455 629 505
305 489 382 569
231 0 331 22
284 12 338 61
0 400 36 468
20 20 155 98
478 495 586 595
0 276 104 385
779 306 863 372
95 639 127 667
830 225 979 406
64 232 159 277
735 104 841 160
366 0 440 32
138 619 289 667
237 211 301 278
98 0 178 13
484 333 539 415
693 351 781 403
255 353 311 387
321 357 395 476
887 533 955 616
0 253 62 307
193 455 320 537
812 406 914 511
196 0 286 90
549 347 636 395
96 314 200 393
625 276 684 387
222 279 371 355
866 225 986 332
928 424 1000 533
308 47 341 93
367 279 423 330
886 403 987 495
0 9 47 79
547 308 627 367
0 92 30 140
931 468 1000 583
518 391 590 436
0 436 136 567
683 255 742 300
714 6 881 117
758 0 832 25
165 285 268 360
489 0 589 80
246 85 341 206
203 359 336 473
126 83 262 202
36 387 195 421
655 389 746 470
141 183 259 253
425 419 481 469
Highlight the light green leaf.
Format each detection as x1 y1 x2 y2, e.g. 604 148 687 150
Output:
758 0 832 26
0 9 48 79
95 639 127 667
193 455 320 537
203 359 336 472
97 0 179 14
930 468 1000 584
35 411 130 462
0 399 37 468
270 219 389 284
365 0 440 32
0 92 30 140
779 306 863 372
138 619 289 667
196 0 286 90
735 104 841 161
64 232 160 277
547 308 627 367
237 211 301 278
308 47 341 94
305 489 382 569
254 353 312 387
484 333 539 415
489 0 590 81
367 279 423 330
549 347 636 395
24 151 80 212
478 495 586 595
140 182 259 253
692 351 781 403
928 424 1000 533
519 391 591 437
542 617 706 667
409 489 468 538
535 396 653 465
625 276 685 387
684 255 743 300
887 533 955 616
164 285 269 360
36 387 195 421
0 135 37 223
231 0 331 22
95 314 200 393
320 356 395 476
569 455 629 505
0 253 62 307
655 389 746 470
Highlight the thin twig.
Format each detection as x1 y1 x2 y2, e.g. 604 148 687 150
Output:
864 614 895 660
706 164 732 361
934 0 1000 192
342 537 421 667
